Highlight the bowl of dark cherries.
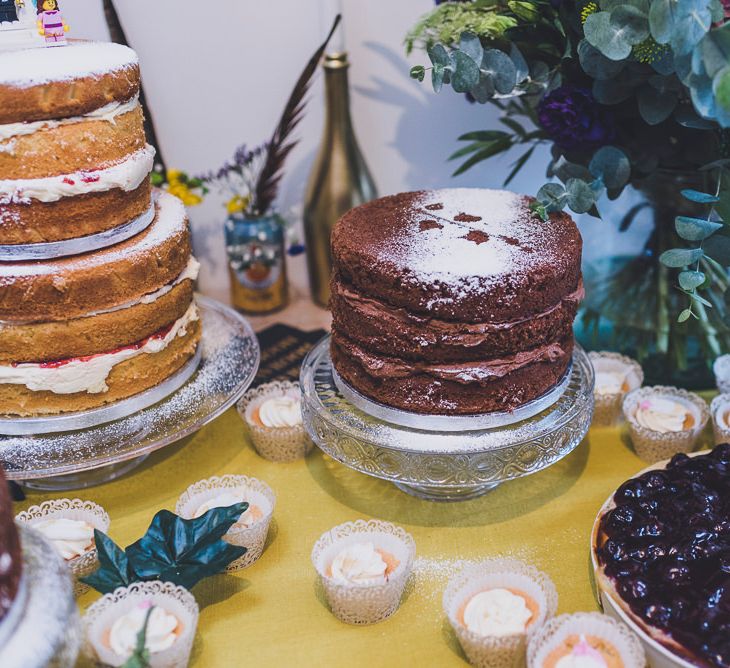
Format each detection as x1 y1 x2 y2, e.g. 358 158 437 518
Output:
591 444 730 668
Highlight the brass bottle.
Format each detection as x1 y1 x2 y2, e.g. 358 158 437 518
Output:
303 51 377 307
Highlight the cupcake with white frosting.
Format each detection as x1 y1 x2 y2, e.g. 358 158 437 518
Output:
588 352 643 426
713 354 730 394
622 386 709 463
237 380 312 462
527 612 645 668
710 393 730 446
83 580 198 668
311 519 415 625
443 558 558 668
176 474 275 570
15 497 109 596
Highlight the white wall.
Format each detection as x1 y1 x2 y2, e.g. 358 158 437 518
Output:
62 0 621 303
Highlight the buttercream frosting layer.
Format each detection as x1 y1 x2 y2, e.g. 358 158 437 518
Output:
331 273 583 362
0 143 154 202
0 302 199 395
331 332 573 414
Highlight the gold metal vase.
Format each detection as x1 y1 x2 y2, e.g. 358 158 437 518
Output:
303 51 377 308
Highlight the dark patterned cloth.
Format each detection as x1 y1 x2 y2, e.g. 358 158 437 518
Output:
0 0 18 23
254 324 326 386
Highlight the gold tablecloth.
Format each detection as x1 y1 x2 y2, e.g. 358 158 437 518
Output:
15 408 659 667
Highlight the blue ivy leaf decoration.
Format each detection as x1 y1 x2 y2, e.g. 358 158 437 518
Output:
81 504 248 595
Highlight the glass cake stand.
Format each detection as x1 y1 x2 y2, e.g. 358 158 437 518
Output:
0 295 260 491
301 336 595 501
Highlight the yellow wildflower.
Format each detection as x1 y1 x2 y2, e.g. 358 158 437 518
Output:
226 195 250 215
168 182 202 206
166 169 184 184
581 2 598 23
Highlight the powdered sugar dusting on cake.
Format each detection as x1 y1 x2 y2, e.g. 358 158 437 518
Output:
0 42 138 88
378 189 555 301
0 190 186 280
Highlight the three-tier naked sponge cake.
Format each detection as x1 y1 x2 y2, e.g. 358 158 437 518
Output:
0 42 201 417
330 188 583 415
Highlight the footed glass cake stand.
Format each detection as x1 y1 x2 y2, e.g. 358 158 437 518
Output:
0 296 259 490
301 336 594 501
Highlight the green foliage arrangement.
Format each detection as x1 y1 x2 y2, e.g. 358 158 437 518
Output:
408 0 730 373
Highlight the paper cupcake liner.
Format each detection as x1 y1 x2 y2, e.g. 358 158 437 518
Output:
176 474 275 571
588 352 643 427
527 612 645 668
84 580 198 668
443 559 558 668
622 386 709 463
15 498 109 597
311 519 416 625
711 394 730 446
237 380 313 462
713 354 730 394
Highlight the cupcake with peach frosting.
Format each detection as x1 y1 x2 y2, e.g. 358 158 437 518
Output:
622 386 708 463
237 380 313 461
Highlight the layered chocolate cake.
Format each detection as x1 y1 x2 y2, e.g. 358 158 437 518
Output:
0 42 201 417
330 188 583 414
0 465 21 623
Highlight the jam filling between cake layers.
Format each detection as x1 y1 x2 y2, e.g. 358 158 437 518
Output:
0 143 155 204
0 302 198 395
597 445 730 667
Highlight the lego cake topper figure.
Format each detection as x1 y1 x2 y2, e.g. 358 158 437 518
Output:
37 0 68 46
0 0 22 24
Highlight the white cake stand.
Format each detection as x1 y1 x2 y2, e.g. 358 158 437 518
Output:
0 296 260 490
301 336 594 501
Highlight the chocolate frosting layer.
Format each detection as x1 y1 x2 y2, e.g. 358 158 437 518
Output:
331 273 583 362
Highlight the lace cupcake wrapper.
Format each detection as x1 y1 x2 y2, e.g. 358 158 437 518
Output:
311 519 416 625
622 386 709 463
711 394 730 446
588 352 643 427
527 612 645 668
176 474 276 571
83 580 199 668
237 380 313 462
442 559 558 668
15 498 110 597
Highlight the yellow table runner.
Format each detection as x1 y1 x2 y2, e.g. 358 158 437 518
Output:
15 408 659 667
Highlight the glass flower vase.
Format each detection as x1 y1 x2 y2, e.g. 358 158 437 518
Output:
576 170 730 390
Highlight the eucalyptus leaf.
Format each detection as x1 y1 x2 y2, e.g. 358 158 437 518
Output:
450 50 481 93
611 5 650 46
688 291 713 307
432 64 446 93
681 189 720 203
713 65 730 113
409 65 425 82
678 308 693 323
577 40 626 80
536 182 567 211
671 2 712 56
481 49 517 95
701 23 730 79
565 178 597 213
592 77 634 104
675 215 723 240
509 43 529 83
679 270 706 290
589 146 631 189
637 86 677 124
648 0 678 44
427 43 450 67
470 73 496 102
584 11 633 61
659 247 704 267
459 32 483 64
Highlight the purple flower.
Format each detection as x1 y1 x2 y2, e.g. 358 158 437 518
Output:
537 85 615 151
